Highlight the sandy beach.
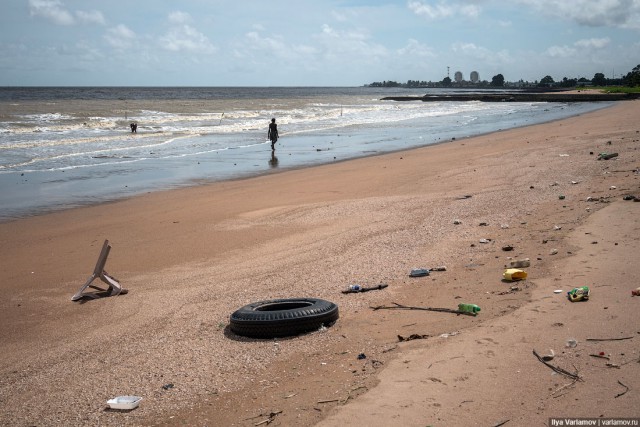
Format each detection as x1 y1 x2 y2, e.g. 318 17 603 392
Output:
1 100 639 426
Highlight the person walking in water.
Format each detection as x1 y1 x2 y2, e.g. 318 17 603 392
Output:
268 118 278 150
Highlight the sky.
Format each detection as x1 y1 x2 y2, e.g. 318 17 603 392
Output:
1 0 639 86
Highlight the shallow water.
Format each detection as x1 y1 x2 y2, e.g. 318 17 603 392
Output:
0 87 609 221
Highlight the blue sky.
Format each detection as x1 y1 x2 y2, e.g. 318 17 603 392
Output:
1 0 639 86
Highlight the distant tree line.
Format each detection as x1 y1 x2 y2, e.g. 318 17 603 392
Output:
367 65 640 89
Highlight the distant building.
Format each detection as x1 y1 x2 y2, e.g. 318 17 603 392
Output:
470 71 479 83
454 71 463 83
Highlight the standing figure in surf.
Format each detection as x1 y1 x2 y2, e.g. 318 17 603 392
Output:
268 118 278 150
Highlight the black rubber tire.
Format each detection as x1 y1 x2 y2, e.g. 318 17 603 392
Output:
229 298 339 338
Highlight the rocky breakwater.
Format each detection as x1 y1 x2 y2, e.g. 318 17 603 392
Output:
382 91 639 102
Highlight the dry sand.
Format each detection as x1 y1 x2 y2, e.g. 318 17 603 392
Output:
0 100 639 426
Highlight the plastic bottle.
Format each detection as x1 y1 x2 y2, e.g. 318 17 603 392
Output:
458 303 481 315
567 286 590 302
348 284 361 292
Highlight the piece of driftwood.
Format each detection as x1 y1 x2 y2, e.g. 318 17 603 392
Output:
398 334 429 342
586 337 633 342
342 283 388 294
371 302 476 317
254 410 283 426
615 380 629 398
532 349 581 381
317 399 340 404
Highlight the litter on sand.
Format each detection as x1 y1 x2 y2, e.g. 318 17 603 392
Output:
106 396 142 410
409 268 430 277
503 268 527 281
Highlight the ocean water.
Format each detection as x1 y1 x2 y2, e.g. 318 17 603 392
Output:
0 87 609 221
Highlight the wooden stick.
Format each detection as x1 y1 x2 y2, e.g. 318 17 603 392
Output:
586 337 633 341
317 399 340 404
532 349 581 381
371 302 476 316
342 283 388 294
254 410 282 426
615 380 629 398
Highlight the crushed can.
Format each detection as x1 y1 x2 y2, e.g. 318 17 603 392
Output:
567 286 590 302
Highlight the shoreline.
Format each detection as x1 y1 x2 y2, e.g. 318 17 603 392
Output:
0 99 611 223
0 100 638 426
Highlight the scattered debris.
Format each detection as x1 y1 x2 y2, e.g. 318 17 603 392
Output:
532 349 581 381
162 383 174 390
615 381 630 398
498 285 520 295
567 286 590 302
503 269 527 281
542 349 555 361
586 336 634 342
106 396 142 410
439 331 460 338
430 266 447 271
342 283 388 294
254 410 283 426
566 338 578 348
479 238 492 244
409 268 430 277
71 240 128 301
457 303 481 315
398 334 429 342
501 245 514 251
371 302 477 317
632 288 640 296
453 219 462 224
589 353 610 361
597 152 618 160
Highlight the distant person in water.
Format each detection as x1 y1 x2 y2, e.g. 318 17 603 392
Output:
130 123 137 133
268 118 278 150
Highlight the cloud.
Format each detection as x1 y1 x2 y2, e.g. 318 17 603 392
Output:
168 11 192 25
75 10 106 26
408 1 480 20
514 0 640 29
397 39 435 57
160 25 216 54
28 0 74 25
451 42 511 63
104 24 137 50
546 37 611 58
315 24 388 61
574 37 611 48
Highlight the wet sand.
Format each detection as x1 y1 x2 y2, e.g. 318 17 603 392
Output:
0 100 638 426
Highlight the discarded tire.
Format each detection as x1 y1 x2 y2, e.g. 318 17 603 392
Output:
229 298 339 338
